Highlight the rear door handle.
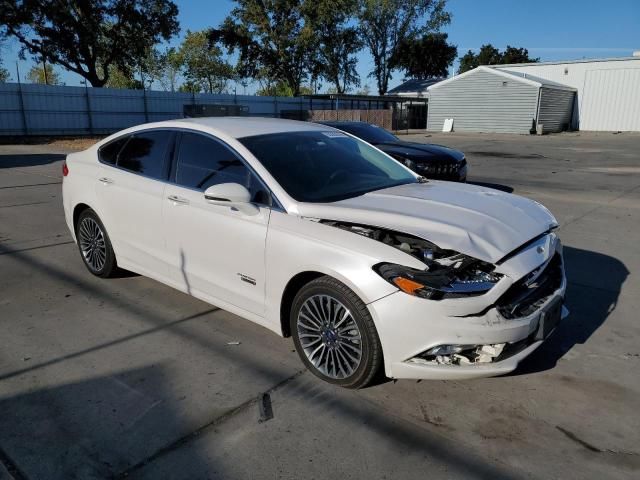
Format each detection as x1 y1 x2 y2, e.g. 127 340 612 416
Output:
167 195 190 205
99 177 114 184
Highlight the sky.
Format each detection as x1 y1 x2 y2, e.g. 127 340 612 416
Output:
2 0 639 93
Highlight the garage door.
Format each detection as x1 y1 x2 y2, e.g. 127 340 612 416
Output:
580 68 640 131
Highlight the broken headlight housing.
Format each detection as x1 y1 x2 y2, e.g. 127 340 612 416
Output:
317 220 502 299
375 253 502 300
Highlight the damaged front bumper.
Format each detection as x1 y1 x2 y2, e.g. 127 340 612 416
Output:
368 236 568 380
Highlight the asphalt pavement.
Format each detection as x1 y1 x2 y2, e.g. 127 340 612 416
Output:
0 132 639 479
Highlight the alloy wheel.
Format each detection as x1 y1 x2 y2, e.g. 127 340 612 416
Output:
78 217 107 272
296 294 363 379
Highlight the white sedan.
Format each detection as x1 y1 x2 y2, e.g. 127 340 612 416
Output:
62 117 568 388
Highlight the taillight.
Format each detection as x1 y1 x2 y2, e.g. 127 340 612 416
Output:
62 161 69 177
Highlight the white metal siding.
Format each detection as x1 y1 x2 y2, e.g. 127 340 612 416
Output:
427 69 539 134
497 58 640 131
580 69 640 131
537 88 575 133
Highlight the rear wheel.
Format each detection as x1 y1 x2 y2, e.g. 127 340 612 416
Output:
290 276 382 389
76 209 118 278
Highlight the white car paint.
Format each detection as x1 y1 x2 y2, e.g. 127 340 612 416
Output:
62 117 567 380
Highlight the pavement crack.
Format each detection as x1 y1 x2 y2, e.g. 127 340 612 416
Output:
112 369 306 479
566 280 620 294
0 201 48 209
555 426 601 453
0 240 75 256
0 181 61 189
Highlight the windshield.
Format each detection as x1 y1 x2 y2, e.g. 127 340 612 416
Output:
239 130 417 203
335 123 399 144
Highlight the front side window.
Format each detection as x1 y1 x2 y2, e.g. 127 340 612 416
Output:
117 130 170 179
175 132 270 204
98 136 129 165
239 131 417 203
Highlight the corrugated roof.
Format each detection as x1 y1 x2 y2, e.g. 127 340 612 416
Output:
495 56 640 68
427 66 576 92
498 69 577 90
387 78 444 94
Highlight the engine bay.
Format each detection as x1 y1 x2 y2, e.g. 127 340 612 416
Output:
320 220 502 297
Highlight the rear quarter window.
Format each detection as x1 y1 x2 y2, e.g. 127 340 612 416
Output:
117 130 171 180
98 136 129 165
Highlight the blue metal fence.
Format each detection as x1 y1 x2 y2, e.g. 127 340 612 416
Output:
0 83 338 136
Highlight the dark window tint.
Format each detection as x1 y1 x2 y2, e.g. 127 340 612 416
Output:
176 132 270 204
239 131 416 203
117 131 170 179
337 123 399 144
99 136 129 165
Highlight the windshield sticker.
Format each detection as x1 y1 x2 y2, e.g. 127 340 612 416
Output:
322 131 349 138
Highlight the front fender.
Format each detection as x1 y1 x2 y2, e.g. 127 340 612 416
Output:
264 211 423 332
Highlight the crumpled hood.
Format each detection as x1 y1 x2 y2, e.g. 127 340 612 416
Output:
296 181 557 264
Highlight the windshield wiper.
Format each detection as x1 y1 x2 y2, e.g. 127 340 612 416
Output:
417 176 428 183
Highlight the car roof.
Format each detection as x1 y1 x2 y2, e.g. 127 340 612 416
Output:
165 116 332 139
319 121 370 127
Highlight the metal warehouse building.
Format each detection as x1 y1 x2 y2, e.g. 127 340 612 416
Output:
427 66 576 134
495 56 640 131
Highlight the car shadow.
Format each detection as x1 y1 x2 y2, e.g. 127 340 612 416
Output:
0 153 66 168
467 181 514 193
0 240 520 479
0 365 215 479
514 245 628 375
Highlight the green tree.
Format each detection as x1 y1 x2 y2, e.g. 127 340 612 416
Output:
256 80 312 96
256 81 294 97
303 0 362 93
0 42 10 82
157 47 183 92
357 0 451 94
0 0 179 87
458 44 538 73
391 32 456 79
104 65 143 89
502 46 539 65
178 30 233 94
178 80 200 93
211 0 316 96
356 84 371 96
0 61 9 82
138 48 165 89
26 63 61 85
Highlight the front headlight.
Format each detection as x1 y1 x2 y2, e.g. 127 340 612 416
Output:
375 253 502 300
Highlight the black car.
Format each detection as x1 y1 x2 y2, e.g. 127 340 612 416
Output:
320 121 467 182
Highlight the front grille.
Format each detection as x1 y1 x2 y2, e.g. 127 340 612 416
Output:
496 253 563 319
419 159 465 179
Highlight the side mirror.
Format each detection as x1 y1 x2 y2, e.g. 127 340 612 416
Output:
203 183 259 215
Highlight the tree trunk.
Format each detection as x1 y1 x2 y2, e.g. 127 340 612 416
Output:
85 71 106 88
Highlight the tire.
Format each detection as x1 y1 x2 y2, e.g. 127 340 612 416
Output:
75 209 118 278
290 276 383 389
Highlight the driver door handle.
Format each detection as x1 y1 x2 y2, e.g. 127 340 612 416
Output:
167 194 190 205
99 177 114 184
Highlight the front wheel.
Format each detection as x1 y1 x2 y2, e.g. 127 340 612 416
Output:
290 276 383 389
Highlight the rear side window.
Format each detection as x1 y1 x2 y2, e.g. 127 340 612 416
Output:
175 132 270 204
117 131 170 179
98 136 129 165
